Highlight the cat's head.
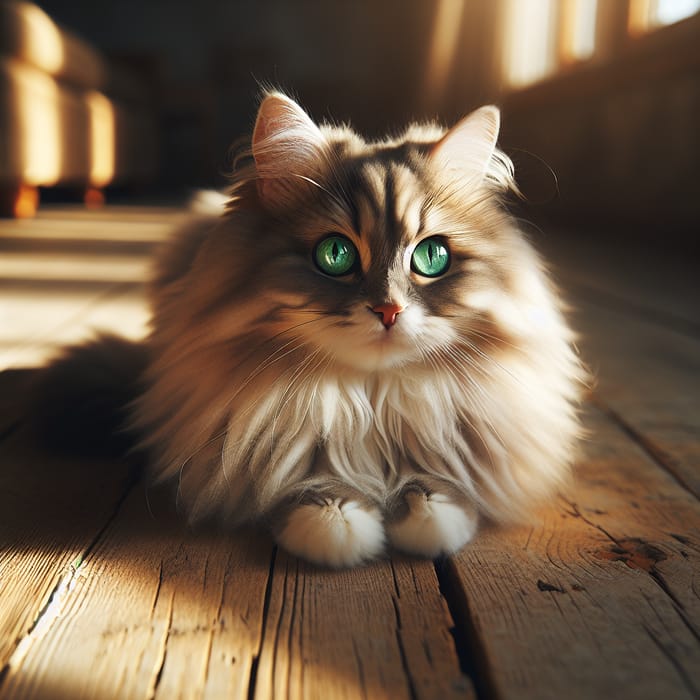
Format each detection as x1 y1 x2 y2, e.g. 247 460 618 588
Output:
227 92 535 373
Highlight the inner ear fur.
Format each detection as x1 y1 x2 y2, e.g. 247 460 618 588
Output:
252 92 328 208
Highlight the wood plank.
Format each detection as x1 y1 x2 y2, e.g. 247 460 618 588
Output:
536 232 700 496
0 204 154 370
0 487 274 700
1 481 471 699
34 205 189 224
443 406 700 700
0 216 173 244
0 427 134 672
0 250 151 284
254 552 472 700
572 299 700 498
0 285 148 370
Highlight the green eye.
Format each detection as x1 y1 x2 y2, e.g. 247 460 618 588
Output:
411 237 450 277
314 235 357 276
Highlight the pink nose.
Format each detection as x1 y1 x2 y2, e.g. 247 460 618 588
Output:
370 303 404 329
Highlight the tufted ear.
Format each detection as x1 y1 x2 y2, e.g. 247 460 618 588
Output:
252 92 327 208
430 105 500 184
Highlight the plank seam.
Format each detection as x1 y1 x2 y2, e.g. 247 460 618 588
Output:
201 551 229 688
351 638 370 700
150 560 165 617
643 623 700 699
592 398 699 500
434 559 498 700
246 545 278 700
148 593 174 700
389 560 419 700
393 627 419 700
0 464 140 692
0 559 83 687
286 559 299 694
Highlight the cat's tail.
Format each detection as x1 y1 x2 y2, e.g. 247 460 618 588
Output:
25 335 149 458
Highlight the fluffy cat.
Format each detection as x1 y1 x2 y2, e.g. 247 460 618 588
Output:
36 92 585 568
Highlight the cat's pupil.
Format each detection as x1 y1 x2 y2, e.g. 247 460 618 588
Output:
313 235 357 276
411 237 450 277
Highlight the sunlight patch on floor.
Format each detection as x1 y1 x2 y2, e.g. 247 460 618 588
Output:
0 205 177 369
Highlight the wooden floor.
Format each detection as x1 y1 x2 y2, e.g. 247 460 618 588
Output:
0 206 698 700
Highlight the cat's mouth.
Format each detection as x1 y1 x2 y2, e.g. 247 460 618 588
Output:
355 323 418 368
309 305 437 371
320 325 417 372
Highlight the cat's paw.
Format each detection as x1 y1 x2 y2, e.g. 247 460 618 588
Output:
274 496 385 568
386 481 477 558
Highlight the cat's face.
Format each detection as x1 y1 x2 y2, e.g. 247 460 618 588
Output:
235 93 520 372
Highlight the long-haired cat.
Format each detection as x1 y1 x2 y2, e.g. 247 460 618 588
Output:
37 92 585 568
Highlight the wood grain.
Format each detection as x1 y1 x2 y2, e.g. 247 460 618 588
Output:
541 234 700 496
0 426 134 671
0 443 469 700
0 483 274 700
571 297 700 499
253 552 472 700
444 407 700 700
0 205 152 371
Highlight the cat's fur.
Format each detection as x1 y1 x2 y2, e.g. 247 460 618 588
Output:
38 93 585 568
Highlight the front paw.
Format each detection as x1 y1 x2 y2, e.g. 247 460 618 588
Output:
273 494 385 568
386 480 477 558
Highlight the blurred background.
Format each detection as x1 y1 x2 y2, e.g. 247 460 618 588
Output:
0 0 699 241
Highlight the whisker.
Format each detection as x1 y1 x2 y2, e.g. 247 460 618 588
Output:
269 348 328 453
289 172 348 211
171 319 328 488
429 346 507 451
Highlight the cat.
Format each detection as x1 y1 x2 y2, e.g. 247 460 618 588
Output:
35 92 585 568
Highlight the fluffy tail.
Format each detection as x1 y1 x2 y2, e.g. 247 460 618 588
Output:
27 335 149 457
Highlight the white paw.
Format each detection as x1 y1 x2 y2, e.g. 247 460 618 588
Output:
387 491 477 558
276 498 385 568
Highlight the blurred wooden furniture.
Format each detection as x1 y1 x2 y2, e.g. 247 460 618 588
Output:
0 1 156 217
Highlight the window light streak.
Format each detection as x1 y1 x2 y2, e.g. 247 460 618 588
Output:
656 0 700 23
559 0 599 63
501 0 558 88
628 0 653 34
424 0 466 104
629 0 700 34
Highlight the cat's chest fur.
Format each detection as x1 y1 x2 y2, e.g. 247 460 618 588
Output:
221 365 476 507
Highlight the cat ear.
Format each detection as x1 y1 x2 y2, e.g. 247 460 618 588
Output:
430 105 500 184
252 92 327 207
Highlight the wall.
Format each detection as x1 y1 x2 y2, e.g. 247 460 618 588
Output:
500 13 700 245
